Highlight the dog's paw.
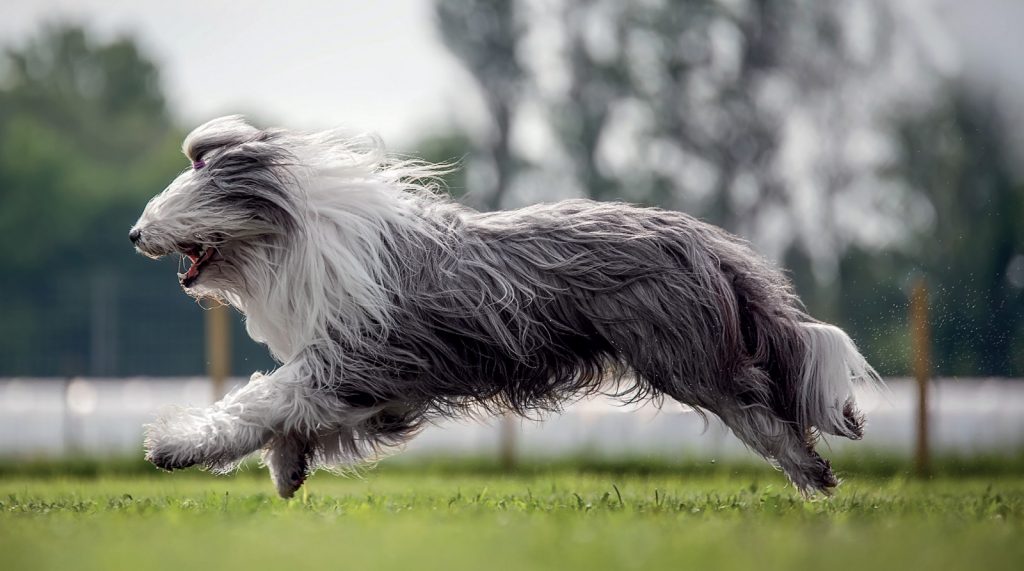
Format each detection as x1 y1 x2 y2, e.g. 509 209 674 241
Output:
841 399 866 440
264 436 311 499
143 421 200 471
274 469 307 499
145 448 198 472
788 454 839 499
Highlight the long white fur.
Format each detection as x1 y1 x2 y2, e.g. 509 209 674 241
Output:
218 130 431 362
137 119 444 489
797 322 883 438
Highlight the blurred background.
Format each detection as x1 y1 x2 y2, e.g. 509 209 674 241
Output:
0 0 1022 467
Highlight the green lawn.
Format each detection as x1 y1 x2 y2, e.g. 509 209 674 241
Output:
1 467 1022 571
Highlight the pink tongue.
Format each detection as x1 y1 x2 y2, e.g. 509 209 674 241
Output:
184 252 201 279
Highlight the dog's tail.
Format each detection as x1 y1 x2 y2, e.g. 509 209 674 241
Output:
795 322 883 439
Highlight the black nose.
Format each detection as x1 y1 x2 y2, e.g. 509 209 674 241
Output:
129 228 142 244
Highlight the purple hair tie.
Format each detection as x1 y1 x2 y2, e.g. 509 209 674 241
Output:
192 159 206 170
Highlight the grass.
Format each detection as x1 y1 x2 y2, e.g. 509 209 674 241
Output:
1 460 1022 570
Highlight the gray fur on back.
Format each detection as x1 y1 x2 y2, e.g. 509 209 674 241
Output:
343 199 803 421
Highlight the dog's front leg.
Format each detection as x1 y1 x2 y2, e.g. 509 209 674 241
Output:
145 368 303 472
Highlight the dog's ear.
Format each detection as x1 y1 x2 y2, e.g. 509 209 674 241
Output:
183 115 264 164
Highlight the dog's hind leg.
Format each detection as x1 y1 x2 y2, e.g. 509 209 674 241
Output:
713 398 838 497
263 433 313 498
659 363 839 496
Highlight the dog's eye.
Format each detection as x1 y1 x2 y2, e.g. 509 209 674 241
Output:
192 159 206 170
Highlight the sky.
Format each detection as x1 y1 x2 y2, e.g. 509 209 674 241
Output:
1 0 1020 148
0 0 486 146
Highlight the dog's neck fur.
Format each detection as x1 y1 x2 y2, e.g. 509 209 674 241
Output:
226 149 435 365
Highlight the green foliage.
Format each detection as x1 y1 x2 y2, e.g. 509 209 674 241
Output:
0 25 173 375
434 1 1024 377
893 90 1024 375
0 472 1022 570
435 0 521 209
2 19 1023 378
0 25 178 270
406 131 473 198
0 24 273 376
820 88 1024 376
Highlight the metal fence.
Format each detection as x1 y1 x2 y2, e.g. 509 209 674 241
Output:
0 269 276 378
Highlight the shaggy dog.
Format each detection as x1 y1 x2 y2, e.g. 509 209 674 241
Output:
131 116 880 498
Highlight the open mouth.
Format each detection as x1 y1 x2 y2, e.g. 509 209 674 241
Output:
178 245 217 287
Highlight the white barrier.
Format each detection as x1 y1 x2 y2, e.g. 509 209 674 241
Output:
1 377 1022 458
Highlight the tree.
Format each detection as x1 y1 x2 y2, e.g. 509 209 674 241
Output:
0 25 180 271
432 1 1024 378
435 0 939 256
883 87 1024 376
436 0 524 210
0 24 273 376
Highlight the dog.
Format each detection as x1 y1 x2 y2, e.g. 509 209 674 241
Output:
131 116 881 498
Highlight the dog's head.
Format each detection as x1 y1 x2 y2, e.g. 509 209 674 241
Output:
131 115 448 358
131 116 298 296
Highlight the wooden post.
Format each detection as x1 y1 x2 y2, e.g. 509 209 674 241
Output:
499 414 517 471
910 278 931 477
206 304 231 400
